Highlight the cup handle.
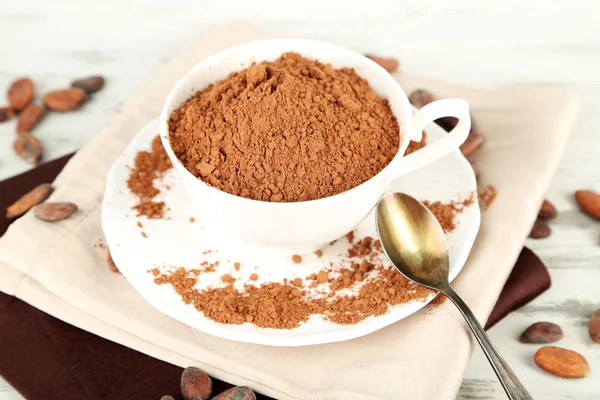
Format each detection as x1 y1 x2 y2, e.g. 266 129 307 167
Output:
387 99 471 181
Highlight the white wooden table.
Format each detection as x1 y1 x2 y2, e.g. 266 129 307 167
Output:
1 1 599 398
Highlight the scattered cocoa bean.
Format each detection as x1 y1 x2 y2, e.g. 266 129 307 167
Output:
409 89 435 109
160 396 175 400
575 190 600 220
17 104 45 133
211 386 256 400
460 132 484 158
538 199 557 220
33 202 78 222
8 77 34 111
5 183 53 219
519 322 563 344
13 132 43 164
181 366 212 400
534 346 590 379
0 106 14 122
589 309 600 344
72 75 105 94
42 88 87 112
529 219 551 239
107 250 119 273
365 54 399 73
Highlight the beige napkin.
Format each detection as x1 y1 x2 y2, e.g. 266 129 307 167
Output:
0 22 579 400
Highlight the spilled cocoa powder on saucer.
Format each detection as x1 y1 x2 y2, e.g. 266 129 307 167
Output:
152 235 435 329
126 135 173 218
149 197 476 329
168 52 400 202
423 194 476 233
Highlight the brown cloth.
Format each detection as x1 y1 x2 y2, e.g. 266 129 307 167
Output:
0 155 550 400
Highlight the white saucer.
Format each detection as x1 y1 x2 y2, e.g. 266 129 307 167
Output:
102 118 479 346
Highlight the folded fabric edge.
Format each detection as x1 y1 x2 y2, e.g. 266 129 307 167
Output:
1 265 385 400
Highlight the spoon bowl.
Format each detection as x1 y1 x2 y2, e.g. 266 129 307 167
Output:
375 192 532 400
376 193 449 289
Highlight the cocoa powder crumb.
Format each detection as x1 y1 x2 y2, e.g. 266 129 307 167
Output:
189 217 195 223
428 294 447 307
345 231 355 243
291 255 302 264
249 273 259 281
221 274 235 285
479 184 498 211
200 262 216 273
234 262 241 271
292 278 303 287
317 270 329 284
168 52 399 202
422 194 475 232
127 135 173 218
107 250 119 273
315 249 323 257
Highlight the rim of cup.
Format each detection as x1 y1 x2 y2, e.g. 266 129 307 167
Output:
159 38 413 209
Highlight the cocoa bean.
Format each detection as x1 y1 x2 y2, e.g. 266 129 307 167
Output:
13 132 43 164
538 199 557 220
17 104 45 133
575 190 600 219
5 183 53 219
211 386 256 400
534 346 590 378
589 309 600 344
529 219 551 239
460 132 484 158
519 322 563 343
107 250 119 273
160 396 175 400
8 77 34 111
72 75 105 94
0 106 14 122
33 202 78 222
365 54 399 73
181 366 212 400
42 88 87 112
408 89 435 109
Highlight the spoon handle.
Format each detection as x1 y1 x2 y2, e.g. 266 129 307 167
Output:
443 286 533 400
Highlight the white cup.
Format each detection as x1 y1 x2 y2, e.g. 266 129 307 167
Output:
160 39 470 252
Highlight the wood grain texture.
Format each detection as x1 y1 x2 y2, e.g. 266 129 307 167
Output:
1 0 599 399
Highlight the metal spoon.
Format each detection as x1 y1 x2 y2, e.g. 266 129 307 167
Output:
376 192 532 400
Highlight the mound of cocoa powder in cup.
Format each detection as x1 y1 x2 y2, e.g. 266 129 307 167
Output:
168 52 400 202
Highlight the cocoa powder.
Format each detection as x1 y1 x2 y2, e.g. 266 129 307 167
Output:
422 194 475 233
127 135 173 218
405 131 427 155
153 234 437 329
478 184 498 211
168 52 400 202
